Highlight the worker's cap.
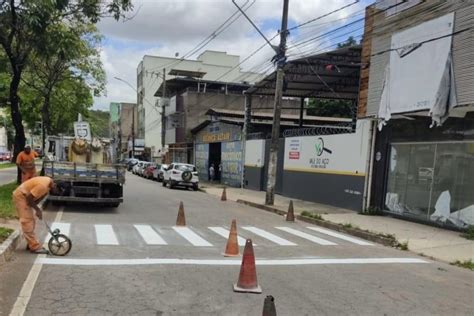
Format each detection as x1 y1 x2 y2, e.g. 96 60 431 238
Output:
24 145 31 149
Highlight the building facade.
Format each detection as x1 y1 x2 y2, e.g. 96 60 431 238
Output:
136 50 263 158
109 102 138 161
359 1 474 228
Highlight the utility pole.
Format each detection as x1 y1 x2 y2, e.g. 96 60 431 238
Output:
161 68 166 150
132 104 135 158
265 0 289 205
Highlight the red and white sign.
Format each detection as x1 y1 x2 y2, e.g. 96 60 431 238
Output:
289 151 300 159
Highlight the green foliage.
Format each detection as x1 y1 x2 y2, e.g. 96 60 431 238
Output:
0 163 15 169
300 211 323 220
337 36 358 48
0 182 17 219
461 226 474 240
306 98 353 118
398 241 409 251
0 226 14 243
360 206 384 216
87 110 110 138
451 260 474 270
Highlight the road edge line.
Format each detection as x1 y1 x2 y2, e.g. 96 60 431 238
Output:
9 205 64 316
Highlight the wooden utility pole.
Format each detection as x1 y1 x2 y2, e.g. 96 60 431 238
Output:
265 0 289 205
161 68 167 150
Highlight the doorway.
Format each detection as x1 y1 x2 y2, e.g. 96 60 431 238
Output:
208 142 221 181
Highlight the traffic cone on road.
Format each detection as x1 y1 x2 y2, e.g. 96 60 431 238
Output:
262 295 277 316
176 201 186 226
221 187 227 201
286 200 295 222
233 239 262 293
223 219 239 257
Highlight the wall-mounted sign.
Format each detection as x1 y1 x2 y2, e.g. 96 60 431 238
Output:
195 122 241 144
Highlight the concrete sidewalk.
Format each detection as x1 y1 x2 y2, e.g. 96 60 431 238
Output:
201 184 474 264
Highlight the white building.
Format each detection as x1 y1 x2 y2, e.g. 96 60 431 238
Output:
136 50 263 158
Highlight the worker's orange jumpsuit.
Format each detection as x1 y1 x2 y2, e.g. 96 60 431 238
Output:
12 177 53 251
16 150 38 183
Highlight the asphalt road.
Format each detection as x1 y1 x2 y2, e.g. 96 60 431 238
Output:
0 165 16 185
1 173 473 315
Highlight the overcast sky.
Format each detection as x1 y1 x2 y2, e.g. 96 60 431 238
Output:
94 0 371 110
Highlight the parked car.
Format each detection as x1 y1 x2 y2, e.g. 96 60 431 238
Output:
162 163 199 190
127 159 139 171
138 162 150 177
143 163 157 179
132 161 144 175
0 151 11 161
156 164 168 182
152 164 163 180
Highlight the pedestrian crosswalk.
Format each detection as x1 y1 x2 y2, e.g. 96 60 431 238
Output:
47 223 373 248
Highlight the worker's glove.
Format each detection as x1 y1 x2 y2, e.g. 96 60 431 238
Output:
35 209 43 220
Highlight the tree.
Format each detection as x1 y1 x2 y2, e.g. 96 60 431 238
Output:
24 22 105 150
306 98 353 118
0 0 132 182
87 110 110 138
337 36 358 48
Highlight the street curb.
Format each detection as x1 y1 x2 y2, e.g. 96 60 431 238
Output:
0 229 21 265
236 199 287 216
236 199 398 247
296 215 398 247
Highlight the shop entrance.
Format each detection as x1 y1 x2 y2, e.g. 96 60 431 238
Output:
208 142 221 181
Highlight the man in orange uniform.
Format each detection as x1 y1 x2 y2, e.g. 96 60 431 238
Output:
16 145 38 183
12 176 58 254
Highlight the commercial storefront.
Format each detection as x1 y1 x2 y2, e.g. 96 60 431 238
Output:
193 121 243 187
372 115 474 229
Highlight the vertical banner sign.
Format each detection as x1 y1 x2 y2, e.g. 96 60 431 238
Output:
221 141 242 187
74 121 92 142
195 143 209 180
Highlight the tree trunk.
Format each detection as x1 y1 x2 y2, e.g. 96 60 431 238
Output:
40 94 51 176
10 71 26 184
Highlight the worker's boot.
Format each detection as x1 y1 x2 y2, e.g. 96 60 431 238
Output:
30 247 49 254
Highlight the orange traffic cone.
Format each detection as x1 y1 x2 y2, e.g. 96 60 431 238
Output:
176 201 186 226
233 239 262 293
286 200 295 222
262 295 277 316
221 187 227 201
223 219 239 257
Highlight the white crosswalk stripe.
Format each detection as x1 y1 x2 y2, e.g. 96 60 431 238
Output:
242 226 297 246
275 227 337 245
173 227 213 247
134 225 167 245
208 227 248 246
307 227 374 246
95 224 119 245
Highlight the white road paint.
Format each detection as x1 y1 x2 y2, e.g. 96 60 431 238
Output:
307 227 374 246
134 224 167 245
37 257 428 266
275 227 337 245
94 224 119 245
10 206 64 316
242 226 297 246
48 222 70 237
208 227 248 246
173 227 213 247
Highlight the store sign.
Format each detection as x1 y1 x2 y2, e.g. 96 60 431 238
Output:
196 122 241 144
284 121 370 175
288 139 301 160
195 143 209 180
221 141 242 186
73 121 91 141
